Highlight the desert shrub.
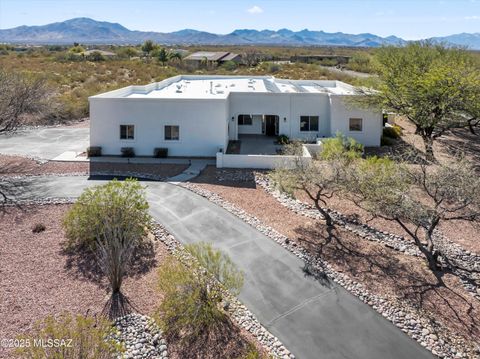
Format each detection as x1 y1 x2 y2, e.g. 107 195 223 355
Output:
382 124 402 139
282 140 304 156
320 133 363 161
222 60 238 71
153 147 168 158
156 257 225 339
86 146 102 157
32 223 46 233
277 134 290 145
185 242 244 296
87 51 105 62
63 179 151 304
267 62 281 73
15 313 121 359
156 243 244 340
121 147 135 157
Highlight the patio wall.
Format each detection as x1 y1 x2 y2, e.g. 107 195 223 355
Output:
216 145 312 169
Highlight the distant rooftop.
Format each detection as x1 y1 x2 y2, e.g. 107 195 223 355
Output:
184 51 239 62
90 75 358 100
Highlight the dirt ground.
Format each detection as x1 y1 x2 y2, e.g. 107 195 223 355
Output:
191 167 480 349
0 205 263 359
0 155 189 179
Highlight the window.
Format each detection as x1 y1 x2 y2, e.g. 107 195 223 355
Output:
349 118 363 132
300 116 319 132
238 114 253 126
165 125 180 140
120 125 134 140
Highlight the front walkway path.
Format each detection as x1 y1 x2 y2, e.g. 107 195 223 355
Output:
4 176 433 359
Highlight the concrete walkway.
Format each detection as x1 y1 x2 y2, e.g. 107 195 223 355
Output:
4 176 433 359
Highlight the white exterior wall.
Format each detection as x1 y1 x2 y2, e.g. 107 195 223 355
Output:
228 93 290 139
289 94 331 140
329 95 382 147
90 98 228 157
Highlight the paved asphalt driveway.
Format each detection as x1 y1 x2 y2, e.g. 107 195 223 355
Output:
0 127 89 160
5 176 433 359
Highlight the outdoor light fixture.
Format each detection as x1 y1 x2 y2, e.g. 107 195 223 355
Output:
284 117 287 122
232 117 234 121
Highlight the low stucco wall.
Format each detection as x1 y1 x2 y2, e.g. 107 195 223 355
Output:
216 145 311 169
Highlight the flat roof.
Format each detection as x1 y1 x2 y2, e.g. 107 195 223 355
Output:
90 75 358 100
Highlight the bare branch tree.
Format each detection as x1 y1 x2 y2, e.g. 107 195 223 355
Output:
347 155 480 272
0 71 50 133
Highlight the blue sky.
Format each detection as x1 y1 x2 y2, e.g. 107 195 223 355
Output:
0 0 479 39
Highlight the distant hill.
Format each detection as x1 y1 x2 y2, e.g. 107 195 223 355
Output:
0 17 479 49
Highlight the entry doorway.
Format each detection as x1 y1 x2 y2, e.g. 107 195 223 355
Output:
264 115 279 136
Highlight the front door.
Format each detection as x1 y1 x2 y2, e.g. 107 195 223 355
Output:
265 115 279 136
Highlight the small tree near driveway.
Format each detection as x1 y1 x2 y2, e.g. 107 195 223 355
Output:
270 134 363 228
63 178 151 317
346 156 480 272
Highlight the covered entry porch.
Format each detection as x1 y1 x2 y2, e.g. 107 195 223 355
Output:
227 134 284 155
236 114 280 137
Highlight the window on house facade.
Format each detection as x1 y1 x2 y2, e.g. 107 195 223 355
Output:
120 125 134 140
238 114 253 125
165 125 180 140
300 116 319 132
349 118 363 131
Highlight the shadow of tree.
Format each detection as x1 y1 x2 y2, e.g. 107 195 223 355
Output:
292 223 480 341
166 316 254 359
62 239 158 288
437 128 480 167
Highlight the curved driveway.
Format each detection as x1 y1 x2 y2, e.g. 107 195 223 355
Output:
5 176 433 359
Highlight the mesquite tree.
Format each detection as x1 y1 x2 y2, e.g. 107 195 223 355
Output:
356 42 480 161
347 156 480 271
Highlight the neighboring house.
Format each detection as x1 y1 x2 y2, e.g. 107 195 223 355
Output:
184 51 241 65
89 75 382 158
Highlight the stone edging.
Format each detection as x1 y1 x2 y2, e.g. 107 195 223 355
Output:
112 313 168 359
152 223 295 359
253 174 480 301
179 181 477 359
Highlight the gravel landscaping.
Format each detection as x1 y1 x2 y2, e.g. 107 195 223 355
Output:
188 168 480 358
0 155 189 180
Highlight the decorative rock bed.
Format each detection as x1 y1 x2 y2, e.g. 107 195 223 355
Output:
112 313 168 359
254 173 480 301
151 224 294 359
179 181 479 359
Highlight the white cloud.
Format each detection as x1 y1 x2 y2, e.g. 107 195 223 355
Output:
465 15 480 20
247 5 263 14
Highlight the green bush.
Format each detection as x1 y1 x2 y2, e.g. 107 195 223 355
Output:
15 313 121 359
222 60 238 71
156 243 244 340
156 257 226 339
320 133 363 161
277 134 290 145
185 242 244 296
382 125 402 139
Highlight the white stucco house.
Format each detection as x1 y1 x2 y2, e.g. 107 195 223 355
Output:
89 75 382 160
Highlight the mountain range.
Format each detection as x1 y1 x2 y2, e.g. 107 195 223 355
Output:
1 17 479 49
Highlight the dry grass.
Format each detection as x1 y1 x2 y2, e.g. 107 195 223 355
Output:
190 167 480 348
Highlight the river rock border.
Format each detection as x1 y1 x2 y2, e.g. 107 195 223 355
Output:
112 313 168 359
151 223 294 359
253 173 480 301
179 181 479 359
